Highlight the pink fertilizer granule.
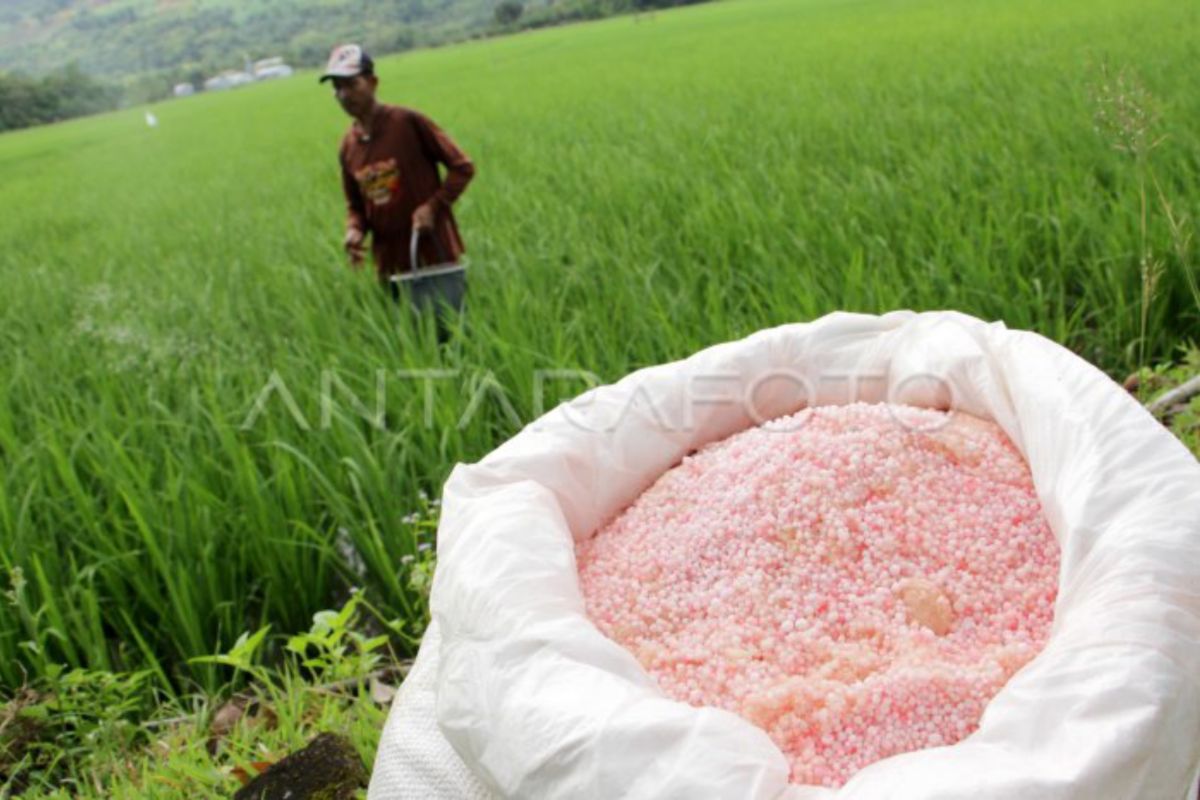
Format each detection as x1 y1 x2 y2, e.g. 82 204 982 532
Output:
576 403 1060 787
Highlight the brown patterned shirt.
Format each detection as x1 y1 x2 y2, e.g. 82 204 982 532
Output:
339 104 475 276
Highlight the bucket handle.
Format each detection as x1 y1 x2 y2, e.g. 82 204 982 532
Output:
410 226 452 272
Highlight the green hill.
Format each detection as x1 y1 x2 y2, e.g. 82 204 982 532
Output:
0 0 695 108
0 0 497 83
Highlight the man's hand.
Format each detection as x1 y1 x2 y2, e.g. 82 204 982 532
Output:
344 227 366 269
412 203 436 232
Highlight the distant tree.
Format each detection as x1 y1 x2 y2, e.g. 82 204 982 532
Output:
0 64 118 132
495 0 524 26
290 30 334 68
370 24 417 55
0 73 38 130
122 70 174 107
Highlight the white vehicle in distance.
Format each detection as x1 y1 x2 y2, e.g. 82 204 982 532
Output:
204 70 254 91
253 57 294 80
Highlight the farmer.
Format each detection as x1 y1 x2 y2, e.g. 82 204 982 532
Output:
321 44 475 289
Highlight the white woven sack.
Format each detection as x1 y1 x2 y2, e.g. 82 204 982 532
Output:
368 621 493 799
370 310 1200 800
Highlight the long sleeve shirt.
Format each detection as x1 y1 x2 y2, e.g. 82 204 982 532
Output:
338 104 475 275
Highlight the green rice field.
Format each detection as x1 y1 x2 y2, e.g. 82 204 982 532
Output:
1 0 1198 694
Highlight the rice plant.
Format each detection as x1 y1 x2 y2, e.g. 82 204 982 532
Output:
0 0 1197 693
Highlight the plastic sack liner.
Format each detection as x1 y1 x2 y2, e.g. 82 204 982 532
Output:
369 310 1200 800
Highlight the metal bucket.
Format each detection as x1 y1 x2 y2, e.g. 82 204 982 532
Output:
388 229 467 315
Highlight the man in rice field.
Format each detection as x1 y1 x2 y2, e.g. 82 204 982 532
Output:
321 44 475 288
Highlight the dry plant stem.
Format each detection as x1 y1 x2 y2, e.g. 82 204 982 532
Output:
1094 62 1170 370
1147 374 1200 417
1137 164 1163 370
1138 166 1149 368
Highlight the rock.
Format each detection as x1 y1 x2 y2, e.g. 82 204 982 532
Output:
233 732 368 800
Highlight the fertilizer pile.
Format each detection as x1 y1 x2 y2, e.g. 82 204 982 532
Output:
575 403 1060 787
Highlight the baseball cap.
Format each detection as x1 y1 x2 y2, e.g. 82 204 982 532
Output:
319 44 375 83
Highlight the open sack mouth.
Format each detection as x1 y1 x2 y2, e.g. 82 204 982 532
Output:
391 311 1200 800
575 401 1060 788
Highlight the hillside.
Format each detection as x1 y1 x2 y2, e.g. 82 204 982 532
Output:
0 0 501 84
